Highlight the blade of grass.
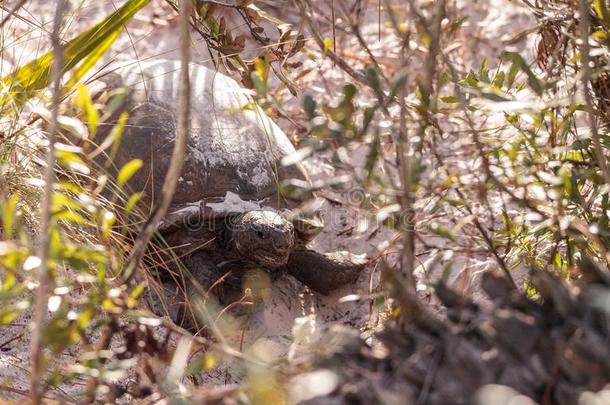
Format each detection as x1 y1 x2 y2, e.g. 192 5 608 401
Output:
0 0 150 109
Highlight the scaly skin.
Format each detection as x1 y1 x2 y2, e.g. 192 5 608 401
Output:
285 249 368 295
161 209 367 295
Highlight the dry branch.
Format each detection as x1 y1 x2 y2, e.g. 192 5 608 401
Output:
30 1 66 402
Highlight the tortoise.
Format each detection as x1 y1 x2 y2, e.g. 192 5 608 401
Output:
92 60 366 321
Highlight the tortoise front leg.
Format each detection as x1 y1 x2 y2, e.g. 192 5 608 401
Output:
146 251 247 330
285 248 367 295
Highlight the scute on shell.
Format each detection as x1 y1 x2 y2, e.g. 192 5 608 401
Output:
95 60 310 220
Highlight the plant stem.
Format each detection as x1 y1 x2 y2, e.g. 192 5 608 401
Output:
578 0 610 186
30 0 66 403
120 0 191 283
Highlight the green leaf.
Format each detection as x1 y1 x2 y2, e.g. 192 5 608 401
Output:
186 352 220 375
302 93 317 120
448 17 467 37
246 4 282 25
55 150 90 175
75 308 93 334
478 58 490 83
62 244 108 268
101 210 116 240
54 210 88 225
65 29 121 93
420 33 430 48
51 193 84 214
76 85 99 139
361 106 376 136
440 96 459 104
250 57 269 95
130 284 145 299
125 192 143 215
93 111 128 164
594 0 610 27
464 72 479 87
500 51 545 95
507 61 520 89
2 194 19 240
323 38 333 56
365 129 381 184
388 68 408 100
0 310 19 325
117 159 143 188
492 71 505 88
365 66 381 91
0 0 150 108
343 83 357 101
428 223 457 242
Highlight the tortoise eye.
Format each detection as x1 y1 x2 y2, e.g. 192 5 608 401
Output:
257 230 264 238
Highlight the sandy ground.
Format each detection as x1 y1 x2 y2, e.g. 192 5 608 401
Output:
0 0 537 400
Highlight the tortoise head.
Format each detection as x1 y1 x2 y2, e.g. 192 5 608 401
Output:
291 215 324 243
286 198 325 243
230 211 295 268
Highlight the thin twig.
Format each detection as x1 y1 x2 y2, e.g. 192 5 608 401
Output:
396 41 416 291
441 54 521 289
83 320 117 403
0 332 23 350
30 1 66 403
336 1 391 88
0 384 30 397
396 0 445 292
120 0 192 284
292 0 367 84
0 0 27 29
578 0 610 186
378 0 382 42
331 0 336 56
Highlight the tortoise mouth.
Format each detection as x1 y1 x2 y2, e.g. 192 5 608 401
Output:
251 248 291 268
234 241 291 268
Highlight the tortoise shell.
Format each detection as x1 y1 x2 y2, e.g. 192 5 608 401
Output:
94 60 309 220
